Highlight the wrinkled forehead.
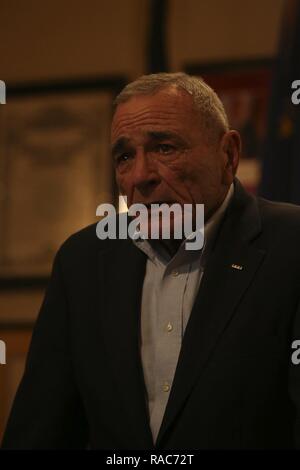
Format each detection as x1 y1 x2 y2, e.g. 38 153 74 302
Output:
111 88 197 142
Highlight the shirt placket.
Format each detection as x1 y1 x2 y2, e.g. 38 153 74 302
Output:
150 263 189 440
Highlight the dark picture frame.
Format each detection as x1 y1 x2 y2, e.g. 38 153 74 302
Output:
185 58 274 194
0 76 126 286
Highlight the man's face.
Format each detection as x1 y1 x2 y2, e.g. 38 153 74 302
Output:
111 87 240 224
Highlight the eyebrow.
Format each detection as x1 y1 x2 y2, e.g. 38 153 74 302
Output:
111 131 187 158
147 130 186 145
111 137 131 159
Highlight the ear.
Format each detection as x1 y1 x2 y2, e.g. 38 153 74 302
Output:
219 130 241 185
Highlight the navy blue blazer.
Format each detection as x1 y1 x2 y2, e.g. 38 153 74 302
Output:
2 179 300 449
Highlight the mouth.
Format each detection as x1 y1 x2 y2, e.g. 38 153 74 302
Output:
144 201 178 208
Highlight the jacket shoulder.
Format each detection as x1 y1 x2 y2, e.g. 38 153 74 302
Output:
257 196 300 230
54 221 120 270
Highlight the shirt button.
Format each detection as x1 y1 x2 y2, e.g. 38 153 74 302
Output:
166 322 173 332
172 270 179 277
163 382 170 392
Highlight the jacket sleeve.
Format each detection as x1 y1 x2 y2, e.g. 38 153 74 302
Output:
289 297 300 449
1 247 89 449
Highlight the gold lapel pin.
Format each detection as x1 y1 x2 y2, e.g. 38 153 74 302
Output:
231 263 243 271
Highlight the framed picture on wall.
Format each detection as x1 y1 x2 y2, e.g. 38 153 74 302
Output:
0 77 125 282
185 58 274 194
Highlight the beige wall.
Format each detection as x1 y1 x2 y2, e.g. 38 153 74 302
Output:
0 0 149 83
0 0 285 85
169 0 285 69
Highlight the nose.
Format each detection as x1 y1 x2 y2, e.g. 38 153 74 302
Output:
131 148 160 193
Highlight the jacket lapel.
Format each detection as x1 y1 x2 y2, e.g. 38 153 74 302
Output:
98 239 154 448
156 181 266 446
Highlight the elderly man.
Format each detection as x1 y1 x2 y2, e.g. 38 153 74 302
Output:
2 73 300 449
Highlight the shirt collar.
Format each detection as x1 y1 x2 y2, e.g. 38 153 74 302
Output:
132 183 234 267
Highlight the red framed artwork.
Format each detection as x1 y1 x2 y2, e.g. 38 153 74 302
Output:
185 59 274 194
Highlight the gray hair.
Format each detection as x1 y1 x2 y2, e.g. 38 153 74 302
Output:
113 72 229 141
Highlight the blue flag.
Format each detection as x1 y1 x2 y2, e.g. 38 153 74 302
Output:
259 0 300 204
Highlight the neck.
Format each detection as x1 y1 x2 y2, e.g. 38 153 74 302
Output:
149 238 183 259
204 186 230 223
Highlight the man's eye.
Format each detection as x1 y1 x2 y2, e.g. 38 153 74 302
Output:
117 153 131 164
157 144 176 154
